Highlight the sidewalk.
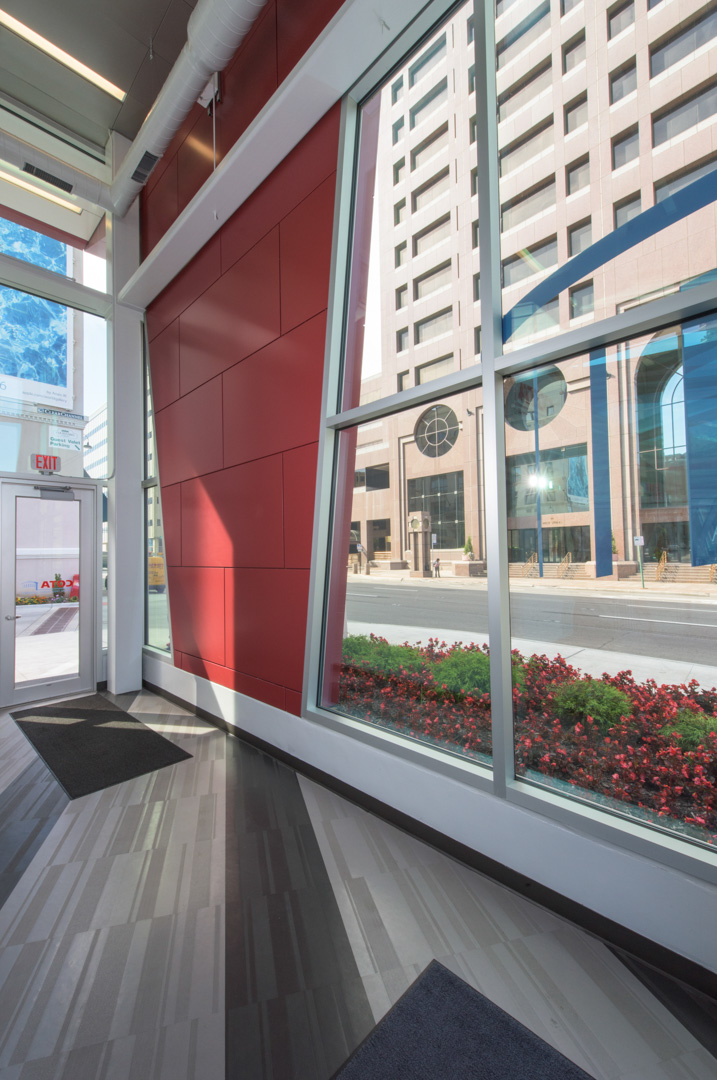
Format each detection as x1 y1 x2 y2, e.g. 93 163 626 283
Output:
348 565 717 604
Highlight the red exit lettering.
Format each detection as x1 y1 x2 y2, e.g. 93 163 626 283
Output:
30 454 61 472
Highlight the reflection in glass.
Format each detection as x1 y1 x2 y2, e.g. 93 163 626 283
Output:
14 496 80 685
145 488 171 652
506 315 717 847
498 1 717 347
341 0 478 411
322 390 490 763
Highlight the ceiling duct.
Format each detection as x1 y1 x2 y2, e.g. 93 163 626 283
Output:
110 0 268 217
0 0 267 218
22 162 74 193
0 131 112 209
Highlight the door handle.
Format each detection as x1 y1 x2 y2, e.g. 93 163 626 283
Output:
5 615 19 620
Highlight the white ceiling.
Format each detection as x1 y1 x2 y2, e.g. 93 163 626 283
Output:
0 0 198 242
0 0 197 149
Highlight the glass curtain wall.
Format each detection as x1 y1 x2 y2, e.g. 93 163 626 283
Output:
317 0 717 852
143 339 171 652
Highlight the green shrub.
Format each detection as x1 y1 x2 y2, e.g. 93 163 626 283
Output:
665 708 717 750
341 635 426 675
552 678 632 732
432 648 491 697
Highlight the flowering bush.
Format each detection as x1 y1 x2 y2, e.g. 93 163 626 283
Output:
338 635 717 843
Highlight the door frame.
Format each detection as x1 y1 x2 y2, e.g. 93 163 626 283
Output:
0 474 103 709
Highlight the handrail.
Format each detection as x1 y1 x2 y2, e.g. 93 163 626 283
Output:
557 551 572 579
655 551 668 581
521 552 538 577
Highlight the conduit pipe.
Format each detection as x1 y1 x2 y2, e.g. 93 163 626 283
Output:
110 0 268 216
0 0 267 217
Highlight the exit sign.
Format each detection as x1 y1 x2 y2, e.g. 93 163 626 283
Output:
30 453 61 472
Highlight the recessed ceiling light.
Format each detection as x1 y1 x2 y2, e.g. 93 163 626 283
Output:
0 167 82 213
0 9 126 101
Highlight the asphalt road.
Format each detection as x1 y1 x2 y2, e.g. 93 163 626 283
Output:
345 582 717 666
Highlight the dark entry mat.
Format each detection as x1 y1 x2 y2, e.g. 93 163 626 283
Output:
11 693 192 799
332 960 595 1080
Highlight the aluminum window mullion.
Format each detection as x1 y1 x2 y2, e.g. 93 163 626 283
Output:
494 277 717 378
325 363 484 430
475 0 513 798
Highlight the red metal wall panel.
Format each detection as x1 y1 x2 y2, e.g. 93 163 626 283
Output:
144 3 343 710
146 92 340 710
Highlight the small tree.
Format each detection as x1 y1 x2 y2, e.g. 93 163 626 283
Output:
463 536 475 560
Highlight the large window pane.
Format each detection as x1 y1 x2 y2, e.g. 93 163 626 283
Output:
506 316 717 847
322 389 490 764
341 0 478 410
497 1 717 348
0 286 108 478
0 215 107 291
145 487 171 652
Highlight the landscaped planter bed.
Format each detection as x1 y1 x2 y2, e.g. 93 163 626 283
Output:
338 635 717 844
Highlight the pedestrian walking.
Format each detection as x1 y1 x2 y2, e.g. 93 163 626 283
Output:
433 557 440 578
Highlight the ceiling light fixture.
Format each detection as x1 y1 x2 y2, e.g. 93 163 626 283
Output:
0 167 82 213
0 9 126 100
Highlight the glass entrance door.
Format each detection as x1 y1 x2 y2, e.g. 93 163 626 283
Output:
0 480 96 707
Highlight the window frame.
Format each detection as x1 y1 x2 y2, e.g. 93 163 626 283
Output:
301 0 717 888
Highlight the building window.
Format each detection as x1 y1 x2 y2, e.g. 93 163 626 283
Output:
413 215 451 257
415 307 452 344
498 62 552 122
409 33 447 88
610 60 637 104
568 219 592 256
392 116 404 144
391 76 403 104
412 168 451 212
563 33 586 74
474 326 481 354
655 156 717 202
467 13 474 43
398 370 411 391
614 192 641 228
502 178 556 232
410 77 449 129
414 261 452 300
650 7 717 78
502 236 558 287
472 220 480 248
612 126 639 169
471 166 478 196
569 280 594 318
468 64 475 94
393 157 405 184
566 155 590 194
608 1 635 39
499 120 554 176
653 81 717 146
564 92 588 134
396 284 408 309
397 327 409 351
497 1 551 69
561 0 582 13
411 124 449 171
473 273 480 301
469 114 477 143
414 405 461 457
407 470 465 547
395 240 407 267
394 198 406 225
416 353 454 384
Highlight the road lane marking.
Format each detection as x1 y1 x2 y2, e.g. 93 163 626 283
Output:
597 614 717 628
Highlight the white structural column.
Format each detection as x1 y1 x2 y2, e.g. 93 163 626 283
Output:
107 134 144 694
